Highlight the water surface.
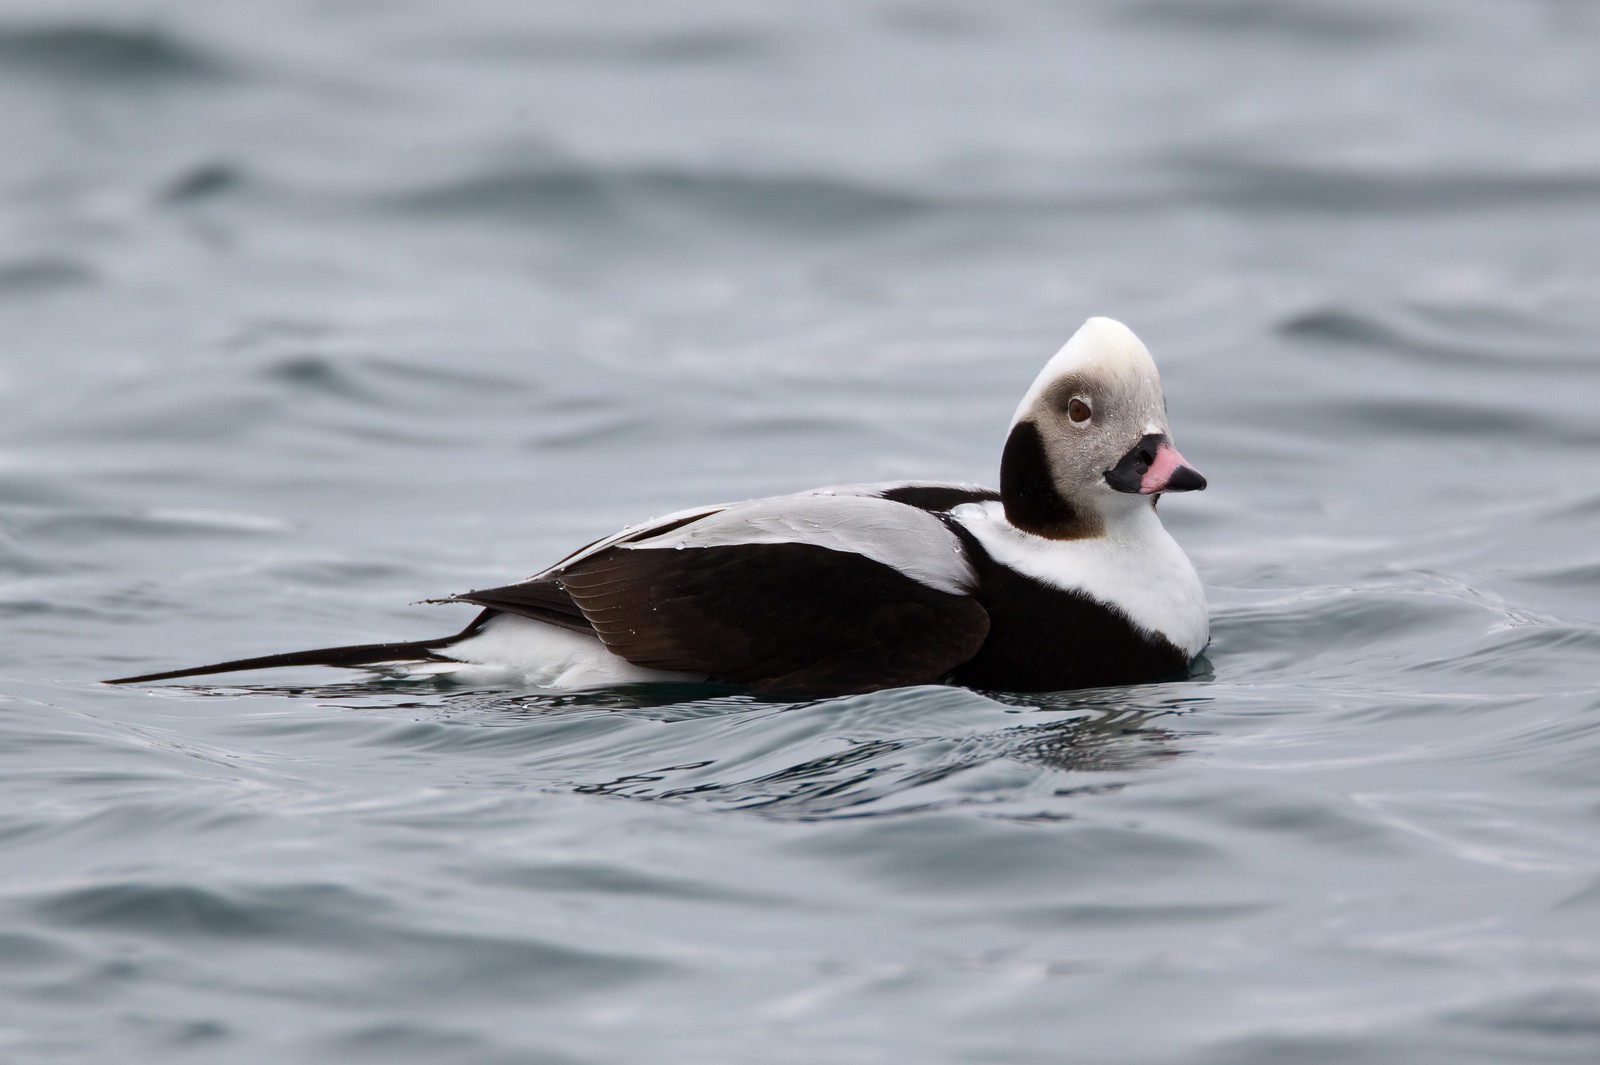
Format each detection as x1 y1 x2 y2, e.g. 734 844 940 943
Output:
3 2 1600 1062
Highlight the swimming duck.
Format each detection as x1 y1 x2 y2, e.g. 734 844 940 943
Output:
108 317 1208 696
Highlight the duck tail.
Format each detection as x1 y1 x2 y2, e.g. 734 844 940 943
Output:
103 621 481 685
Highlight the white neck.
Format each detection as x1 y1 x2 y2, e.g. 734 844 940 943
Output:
951 500 1209 657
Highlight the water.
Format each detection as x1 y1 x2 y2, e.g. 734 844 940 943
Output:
4 1 1600 1061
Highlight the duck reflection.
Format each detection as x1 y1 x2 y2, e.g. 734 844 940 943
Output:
171 677 1209 820
556 687 1210 820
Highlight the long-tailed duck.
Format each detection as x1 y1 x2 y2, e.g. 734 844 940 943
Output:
108 317 1208 696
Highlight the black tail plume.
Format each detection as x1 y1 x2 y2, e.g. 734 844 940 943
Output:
103 621 483 685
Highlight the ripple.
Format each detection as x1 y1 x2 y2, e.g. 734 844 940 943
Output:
1125 0 1409 42
555 696 1191 820
1280 305 1600 371
0 22 232 84
0 257 96 295
293 684 1201 821
470 858 779 906
1180 156 1600 213
260 353 382 403
25 878 670 1001
1008 898 1268 927
1404 622 1600 685
1448 988 1600 1044
30 880 365 939
156 162 246 205
0 505 289 548
249 350 537 421
441 26 771 66
0 929 76 975
390 164 928 232
1308 396 1589 443
321 1021 588 1065
1213 588 1489 675
1516 560 1600 588
793 811 1226 899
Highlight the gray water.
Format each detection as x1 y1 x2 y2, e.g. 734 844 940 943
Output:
4 1 1600 1062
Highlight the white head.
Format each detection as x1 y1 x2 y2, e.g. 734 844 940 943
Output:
1000 317 1205 539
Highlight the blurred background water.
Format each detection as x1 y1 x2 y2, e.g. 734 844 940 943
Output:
4 1 1600 1062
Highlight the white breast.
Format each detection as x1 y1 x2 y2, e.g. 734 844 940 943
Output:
950 500 1209 656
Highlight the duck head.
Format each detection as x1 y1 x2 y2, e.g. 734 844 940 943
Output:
1000 317 1205 540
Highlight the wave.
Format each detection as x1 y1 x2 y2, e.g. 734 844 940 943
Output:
397 685 1204 821
384 153 1600 240
389 163 931 232
0 22 233 84
0 257 96 296
1174 155 1600 213
1123 0 1409 43
440 27 771 65
1280 304 1600 370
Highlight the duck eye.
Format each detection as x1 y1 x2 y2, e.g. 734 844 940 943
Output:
1067 397 1092 423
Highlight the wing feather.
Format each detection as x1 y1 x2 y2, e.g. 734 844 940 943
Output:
454 489 994 696
559 540 989 696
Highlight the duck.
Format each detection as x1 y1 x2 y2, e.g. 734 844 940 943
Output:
107 317 1208 697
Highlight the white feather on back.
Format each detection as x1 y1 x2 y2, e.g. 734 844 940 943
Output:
622 493 977 596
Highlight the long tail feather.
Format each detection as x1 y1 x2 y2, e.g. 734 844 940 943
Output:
104 622 483 685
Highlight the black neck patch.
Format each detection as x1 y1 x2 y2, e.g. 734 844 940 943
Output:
999 420 1096 540
944 522 1191 692
877 482 1000 512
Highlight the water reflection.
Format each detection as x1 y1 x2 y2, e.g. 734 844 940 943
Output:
551 689 1210 821
153 677 1209 820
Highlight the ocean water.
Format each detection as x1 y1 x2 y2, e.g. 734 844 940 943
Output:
4 1 1600 1061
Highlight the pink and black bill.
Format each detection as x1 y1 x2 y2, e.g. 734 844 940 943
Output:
1103 434 1206 495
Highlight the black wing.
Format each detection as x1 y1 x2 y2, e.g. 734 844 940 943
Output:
458 542 989 697
445 575 594 633
453 486 998 696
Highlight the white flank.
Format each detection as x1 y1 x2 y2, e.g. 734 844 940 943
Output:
622 493 976 596
411 614 700 688
950 500 1210 656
